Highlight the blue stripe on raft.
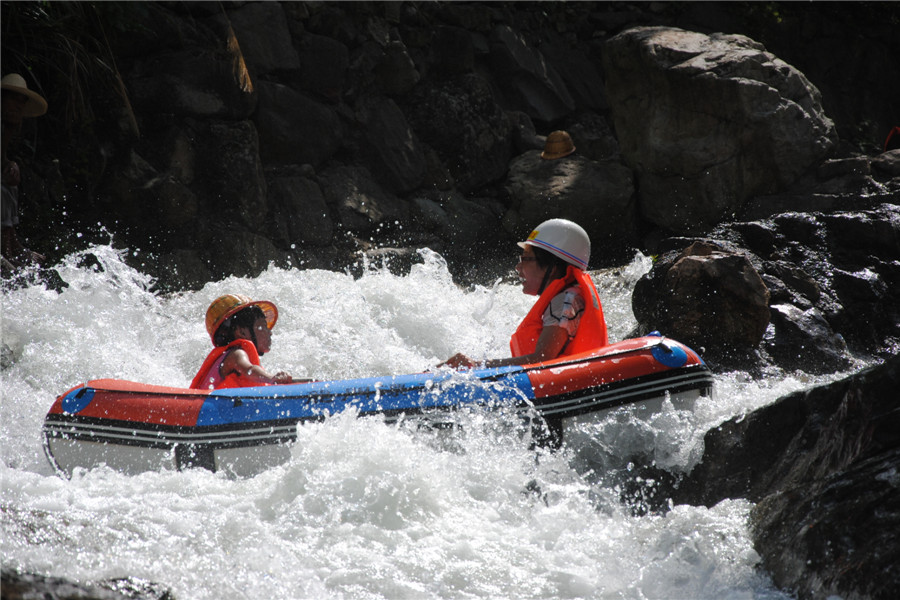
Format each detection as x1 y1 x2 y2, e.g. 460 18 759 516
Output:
196 366 535 426
651 343 688 368
62 387 95 414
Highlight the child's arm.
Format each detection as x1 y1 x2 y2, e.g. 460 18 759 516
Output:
222 348 292 385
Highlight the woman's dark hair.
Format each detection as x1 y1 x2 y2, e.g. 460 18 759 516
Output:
532 247 570 293
213 305 266 347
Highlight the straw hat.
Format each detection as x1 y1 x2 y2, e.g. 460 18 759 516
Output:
205 294 278 344
540 130 575 160
1 73 48 118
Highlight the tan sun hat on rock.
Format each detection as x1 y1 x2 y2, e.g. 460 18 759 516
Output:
540 130 575 160
1 73 48 118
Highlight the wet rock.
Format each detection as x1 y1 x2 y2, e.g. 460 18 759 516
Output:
152 248 213 293
318 164 409 236
822 204 900 262
704 203 900 364
603 27 836 234
632 241 771 353
202 226 291 281
440 191 506 256
764 304 850 374
668 355 900 600
871 149 900 178
0 569 175 600
672 352 899 494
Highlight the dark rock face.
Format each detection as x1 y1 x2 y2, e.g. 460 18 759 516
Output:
4 2 896 292
671 355 900 600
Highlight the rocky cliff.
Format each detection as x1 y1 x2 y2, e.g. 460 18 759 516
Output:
2 2 897 291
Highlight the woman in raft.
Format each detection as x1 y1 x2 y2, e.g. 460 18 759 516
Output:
191 294 293 390
441 218 608 369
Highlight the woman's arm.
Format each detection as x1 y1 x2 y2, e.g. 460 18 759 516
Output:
440 325 570 369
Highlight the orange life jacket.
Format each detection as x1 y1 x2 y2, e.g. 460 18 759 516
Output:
190 339 265 390
509 265 608 359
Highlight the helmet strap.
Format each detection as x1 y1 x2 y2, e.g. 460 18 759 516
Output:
538 263 569 294
537 267 554 294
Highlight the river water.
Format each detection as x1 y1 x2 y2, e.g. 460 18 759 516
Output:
1 244 866 599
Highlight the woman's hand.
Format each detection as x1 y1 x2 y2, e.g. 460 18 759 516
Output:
272 371 293 384
438 353 476 369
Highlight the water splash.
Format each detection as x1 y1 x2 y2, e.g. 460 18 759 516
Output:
1 245 817 599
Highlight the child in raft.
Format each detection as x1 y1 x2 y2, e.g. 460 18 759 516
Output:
191 294 293 390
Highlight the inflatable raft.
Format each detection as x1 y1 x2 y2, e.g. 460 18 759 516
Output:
42 334 713 477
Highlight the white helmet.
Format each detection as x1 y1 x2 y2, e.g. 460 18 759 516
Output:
518 218 590 270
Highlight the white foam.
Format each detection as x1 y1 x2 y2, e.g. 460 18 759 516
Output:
1 245 818 599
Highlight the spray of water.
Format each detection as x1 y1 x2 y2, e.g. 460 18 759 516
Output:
3 245 853 599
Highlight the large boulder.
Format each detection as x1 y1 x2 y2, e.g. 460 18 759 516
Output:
602 27 836 234
502 150 637 265
632 241 771 353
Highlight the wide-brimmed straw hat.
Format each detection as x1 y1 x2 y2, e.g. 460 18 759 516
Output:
205 294 278 344
1 73 48 118
540 130 575 160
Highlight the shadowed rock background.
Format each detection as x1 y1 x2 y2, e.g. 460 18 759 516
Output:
2 3 899 599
